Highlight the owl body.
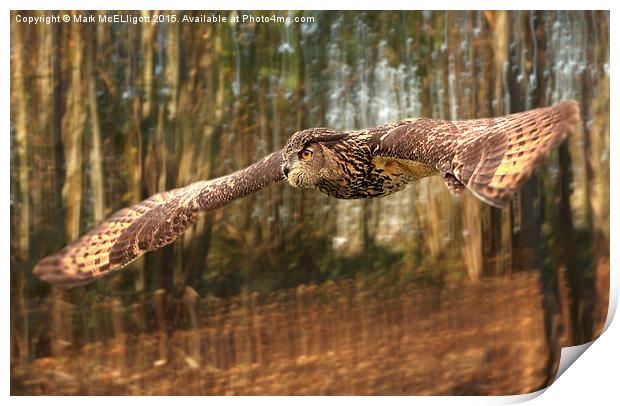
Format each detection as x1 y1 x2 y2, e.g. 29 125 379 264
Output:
316 154 438 199
286 126 441 199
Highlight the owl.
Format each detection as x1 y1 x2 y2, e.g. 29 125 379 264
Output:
33 100 580 287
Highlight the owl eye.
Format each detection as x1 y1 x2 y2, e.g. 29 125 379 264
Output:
299 149 314 160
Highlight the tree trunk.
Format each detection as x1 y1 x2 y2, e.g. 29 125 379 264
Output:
87 23 105 223
10 13 31 366
61 19 86 241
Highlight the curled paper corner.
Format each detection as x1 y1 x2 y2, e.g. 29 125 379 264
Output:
497 343 598 404
552 265 618 384
554 342 594 381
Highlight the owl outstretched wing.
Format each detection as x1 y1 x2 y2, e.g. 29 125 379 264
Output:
33 151 284 288
374 100 580 206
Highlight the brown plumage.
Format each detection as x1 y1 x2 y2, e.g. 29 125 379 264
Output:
33 101 580 287
374 100 580 205
33 153 284 287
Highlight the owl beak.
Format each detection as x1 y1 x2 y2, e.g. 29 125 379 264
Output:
283 164 290 177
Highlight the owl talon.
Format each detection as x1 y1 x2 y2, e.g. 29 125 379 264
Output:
444 173 465 195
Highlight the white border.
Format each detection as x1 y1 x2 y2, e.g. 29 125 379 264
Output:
4 2 617 404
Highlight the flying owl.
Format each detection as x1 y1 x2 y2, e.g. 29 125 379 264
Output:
33 101 580 288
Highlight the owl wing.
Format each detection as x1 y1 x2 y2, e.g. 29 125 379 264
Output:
33 151 285 288
374 100 580 206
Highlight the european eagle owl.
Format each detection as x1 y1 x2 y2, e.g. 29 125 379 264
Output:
33 101 580 287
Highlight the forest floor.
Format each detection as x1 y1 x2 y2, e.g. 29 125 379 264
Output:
11 260 609 395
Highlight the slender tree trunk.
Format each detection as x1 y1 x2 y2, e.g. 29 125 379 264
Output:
11 15 30 262
51 23 65 234
141 11 155 118
61 20 86 241
10 14 31 366
87 23 105 223
166 16 180 121
557 142 596 344
461 194 482 281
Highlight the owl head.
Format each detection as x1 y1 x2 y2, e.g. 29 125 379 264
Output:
281 128 348 189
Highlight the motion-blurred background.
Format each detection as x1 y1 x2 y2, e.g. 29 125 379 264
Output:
10 10 609 395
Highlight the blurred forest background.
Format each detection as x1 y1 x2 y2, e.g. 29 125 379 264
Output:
10 10 609 395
